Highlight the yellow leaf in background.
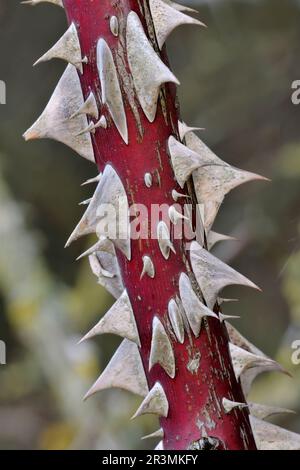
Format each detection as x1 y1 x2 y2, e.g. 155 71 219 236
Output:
8 299 39 330
40 422 76 450
74 356 99 381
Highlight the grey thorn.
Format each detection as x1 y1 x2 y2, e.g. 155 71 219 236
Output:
144 173 153 188
23 64 94 162
34 23 85 73
222 397 248 414
171 189 190 201
126 11 179 122
250 416 300 450
94 115 107 129
76 237 115 260
168 136 204 188
97 38 128 144
185 131 269 232
149 316 175 378
84 339 149 400
163 0 198 14
226 322 269 357
76 122 96 136
110 16 119 37
207 230 236 251
179 272 218 337
218 298 239 304
79 198 92 206
226 322 288 397
141 428 164 441
168 298 184 343
249 402 295 421
168 205 188 225
21 0 63 7
157 221 176 260
219 313 240 322
70 92 99 121
131 382 169 419
190 241 260 309
155 441 164 450
79 290 140 346
140 255 155 279
229 343 280 381
178 120 203 141
89 251 124 300
149 0 205 50
81 173 102 186
65 164 131 261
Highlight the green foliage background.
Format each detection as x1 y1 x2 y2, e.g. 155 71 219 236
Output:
0 0 299 449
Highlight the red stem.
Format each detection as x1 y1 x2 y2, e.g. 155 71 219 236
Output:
63 0 256 450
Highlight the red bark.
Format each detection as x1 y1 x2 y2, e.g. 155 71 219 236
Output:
63 0 256 450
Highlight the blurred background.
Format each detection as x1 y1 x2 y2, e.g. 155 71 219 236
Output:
0 0 300 449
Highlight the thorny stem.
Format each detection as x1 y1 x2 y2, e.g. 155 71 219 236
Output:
63 0 257 450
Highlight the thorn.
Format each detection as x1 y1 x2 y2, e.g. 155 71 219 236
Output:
218 297 239 305
131 382 169 419
81 173 102 186
157 221 176 259
141 428 164 441
171 189 190 201
76 122 96 136
110 16 119 37
229 343 281 381
179 272 218 337
23 64 94 162
164 0 198 14
83 339 148 400
89 250 124 300
70 92 99 121
168 298 185 343
78 198 92 206
21 0 63 6
140 255 155 279
178 120 204 140
168 205 189 225
149 316 175 378
168 136 204 188
144 173 153 188
79 290 140 346
250 416 300 450
222 397 248 414
97 38 128 144
190 241 260 309
150 0 206 50
33 23 85 73
207 230 236 251
154 441 164 450
249 402 296 420
186 132 269 232
219 313 240 322
65 165 131 260
76 237 115 260
126 11 179 122
94 115 107 129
